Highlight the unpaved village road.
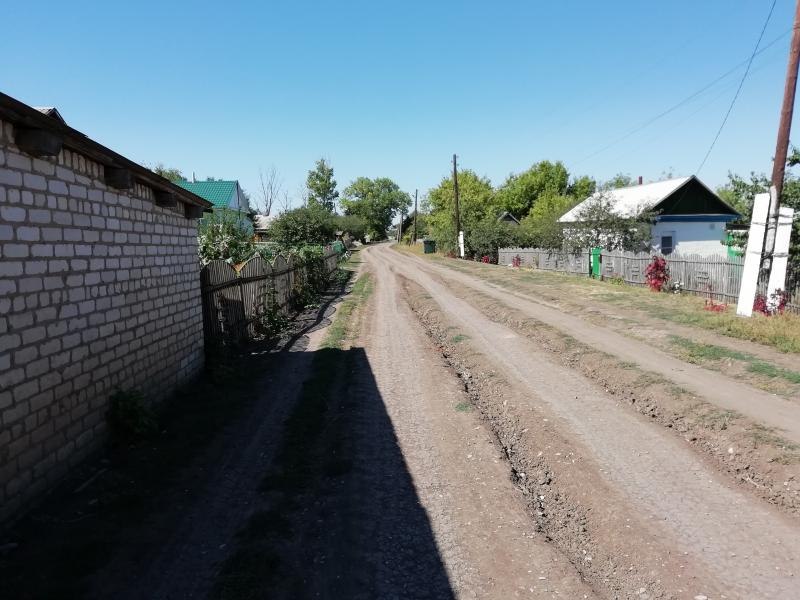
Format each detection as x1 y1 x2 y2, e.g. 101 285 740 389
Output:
361 244 800 599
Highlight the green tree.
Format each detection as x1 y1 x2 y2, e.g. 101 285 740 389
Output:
333 214 367 241
564 194 654 252
494 160 569 219
602 173 634 190
426 170 496 253
340 177 411 239
465 217 520 263
567 175 597 202
718 167 800 273
151 163 185 182
306 158 339 212
269 206 336 248
519 193 577 249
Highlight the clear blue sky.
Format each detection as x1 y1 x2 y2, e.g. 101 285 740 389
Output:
2 0 798 211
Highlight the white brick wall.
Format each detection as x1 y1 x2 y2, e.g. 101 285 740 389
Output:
0 118 205 523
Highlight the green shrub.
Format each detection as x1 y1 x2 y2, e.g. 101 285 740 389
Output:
268 207 336 248
198 209 255 265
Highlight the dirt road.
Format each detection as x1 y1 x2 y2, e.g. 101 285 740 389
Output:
394 250 800 443
357 244 595 598
364 244 800 599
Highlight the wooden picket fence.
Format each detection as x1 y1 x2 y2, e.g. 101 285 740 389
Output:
498 247 800 314
200 246 340 345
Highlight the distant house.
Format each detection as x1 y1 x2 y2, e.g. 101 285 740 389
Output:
175 179 251 230
559 176 740 256
497 211 521 227
253 213 279 241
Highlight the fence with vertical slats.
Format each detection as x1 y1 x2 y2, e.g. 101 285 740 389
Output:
497 247 800 314
200 246 340 345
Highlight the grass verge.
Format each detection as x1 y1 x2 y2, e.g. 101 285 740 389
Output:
670 335 800 385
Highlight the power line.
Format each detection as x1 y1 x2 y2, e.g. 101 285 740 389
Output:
572 28 789 167
696 0 778 173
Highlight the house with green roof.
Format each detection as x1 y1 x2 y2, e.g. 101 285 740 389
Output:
175 179 252 230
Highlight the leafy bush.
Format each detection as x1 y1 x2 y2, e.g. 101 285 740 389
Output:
269 206 336 248
198 210 256 265
107 389 158 441
644 256 670 292
465 217 520 263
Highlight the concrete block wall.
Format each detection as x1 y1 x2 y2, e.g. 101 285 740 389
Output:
0 119 205 523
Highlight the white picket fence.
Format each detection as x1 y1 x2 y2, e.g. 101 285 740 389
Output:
498 247 800 314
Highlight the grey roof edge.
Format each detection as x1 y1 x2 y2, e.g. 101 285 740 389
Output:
0 91 212 211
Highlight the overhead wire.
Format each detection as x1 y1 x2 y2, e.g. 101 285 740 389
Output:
570 27 789 168
695 0 778 174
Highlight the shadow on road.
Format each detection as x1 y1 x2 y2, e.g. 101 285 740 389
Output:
213 346 455 599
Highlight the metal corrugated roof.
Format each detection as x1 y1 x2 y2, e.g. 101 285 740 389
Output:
174 180 237 209
559 177 691 222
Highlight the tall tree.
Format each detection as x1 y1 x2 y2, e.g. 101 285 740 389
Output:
340 177 411 239
426 170 496 253
519 193 578 249
566 175 597 202
494 160 569 219
306 158 339 212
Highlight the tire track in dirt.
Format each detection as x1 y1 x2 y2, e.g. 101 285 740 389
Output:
371 245 800 599
361 248 597 599
399 251 800 444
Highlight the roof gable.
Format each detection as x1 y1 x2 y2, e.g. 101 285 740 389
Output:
175 180 238 209
652 177 739 217
559 175 739 222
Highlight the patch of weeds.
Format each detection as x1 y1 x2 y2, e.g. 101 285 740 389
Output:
455 401 472 412
696 408 740 431
451 334 469 343
322 273 373 350
747 361 800 384
668 335 750 362
668 384 689 398
106 389 158 442
619 361 638 370
669 336 800 384
748 423 800 452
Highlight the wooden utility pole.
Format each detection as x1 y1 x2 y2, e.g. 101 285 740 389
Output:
453 154 461 252
765 0 800 267
397 207 404 242
413 189 418 243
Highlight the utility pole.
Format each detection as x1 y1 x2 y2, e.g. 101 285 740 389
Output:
413 189 418 243
397 207 404 242
764 0 800 269
453 154 461 255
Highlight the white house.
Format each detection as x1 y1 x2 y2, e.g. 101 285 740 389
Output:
559 176 741 257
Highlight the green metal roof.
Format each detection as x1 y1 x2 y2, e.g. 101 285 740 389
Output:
174 180 237 209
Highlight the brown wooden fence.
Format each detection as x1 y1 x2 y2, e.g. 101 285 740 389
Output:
498 247 800 314
200 247 339 345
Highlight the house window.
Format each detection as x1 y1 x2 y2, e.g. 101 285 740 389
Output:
660 235 674 255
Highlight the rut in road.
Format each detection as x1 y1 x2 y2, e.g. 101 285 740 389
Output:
369 244 800 599
357 248 596 598
399 250 800 444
